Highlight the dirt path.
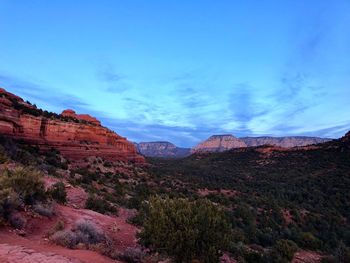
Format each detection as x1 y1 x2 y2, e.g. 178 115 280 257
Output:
0 230 119 263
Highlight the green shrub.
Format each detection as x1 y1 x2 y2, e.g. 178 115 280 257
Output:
120 247 145 263
8 213 26 229
114 180 125 196
0 147 8 164
85 195 117 215
242 249 268 263
50 229 78 248
45 152 68 170
73 219 106 244
335 241 350 263
0 167 46 204
51 219 107 249
321 256 338 263
299 232 321 250
47 182 67 204
272 239 298 262
0 188 21 220
47 220 65 237
139 196 232 263
33 202 55 217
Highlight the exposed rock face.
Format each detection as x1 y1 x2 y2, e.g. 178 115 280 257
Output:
192 134 332 153
241 136 332 148
0 243 82 263
135 141 190 158
192 135 246 153
0 88 144 163
61 109 101 126
342 131 350 141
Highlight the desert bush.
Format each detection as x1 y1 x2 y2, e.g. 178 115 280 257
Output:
103 161 112 167
139 196 232 263
8 213 26 229
299 232 321 250
51 220 108 250
114 181 125 196
0 218 6 227
0 189 21 219
47 220 65 237
44 150 68 170
0 167 46 204
54 220 65 231
50 229 78 248
334 241 350 263
33 202 55 217
0 147 8 164
74 219 106 244
243 249 268 263
47 182 67 204
120 247 145 263
94 235 120 259
85 195 117 215
321 256 338 263
275 239 298 260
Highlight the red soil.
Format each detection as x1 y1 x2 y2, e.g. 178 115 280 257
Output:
0 182 138 263
56 205 138 251
292 251 323 263
0 230 119 263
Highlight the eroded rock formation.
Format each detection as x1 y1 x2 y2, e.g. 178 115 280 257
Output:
192 134 332 153
192 135 247 153
0 88 144 163
241 136 331 148
135 141 190 158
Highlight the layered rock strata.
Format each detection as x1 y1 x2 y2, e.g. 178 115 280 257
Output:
0 88 144 163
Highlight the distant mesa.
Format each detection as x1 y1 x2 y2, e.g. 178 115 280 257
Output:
191 134 332 153
135 141 190 158
0 87 144 163
191 135 246 153
240 136 332 148
136 134 334 157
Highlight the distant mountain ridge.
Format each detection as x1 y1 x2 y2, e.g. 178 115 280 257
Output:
135 141 191 158
192 134 332 153
136 135 333 157
240 136 332 148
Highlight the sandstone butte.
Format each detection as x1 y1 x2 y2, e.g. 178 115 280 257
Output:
0 88 145 163
192 134 247 153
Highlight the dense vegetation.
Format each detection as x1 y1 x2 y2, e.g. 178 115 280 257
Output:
139 196 232 263
147 137 350 259
1 131 350 262
0 167 47 227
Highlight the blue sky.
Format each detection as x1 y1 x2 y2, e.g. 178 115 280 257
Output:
0 0 349 147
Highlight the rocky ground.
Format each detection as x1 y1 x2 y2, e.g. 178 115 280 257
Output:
0 243 81 263
0 176 138 263
292 251 323 263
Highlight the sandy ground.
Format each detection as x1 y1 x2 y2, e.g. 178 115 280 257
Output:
0 177 138 263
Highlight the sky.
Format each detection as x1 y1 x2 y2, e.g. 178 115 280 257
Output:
0 0 349 147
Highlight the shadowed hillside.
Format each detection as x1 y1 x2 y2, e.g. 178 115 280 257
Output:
148 134 350 259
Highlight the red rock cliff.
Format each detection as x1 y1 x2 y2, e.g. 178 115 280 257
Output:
0 88 144 163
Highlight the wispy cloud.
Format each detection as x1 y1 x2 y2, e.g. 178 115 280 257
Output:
96 63 129 93
229 84 270 123
0 73 90 113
